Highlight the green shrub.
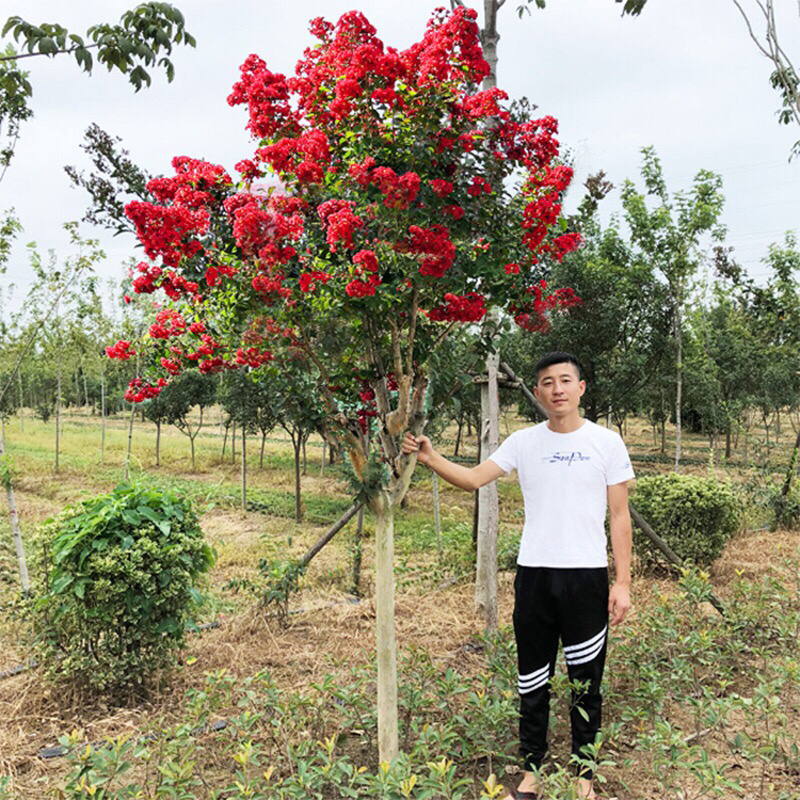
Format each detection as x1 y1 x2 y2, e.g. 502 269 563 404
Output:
631 473 740 568
768 484 800 531
36 483 215 698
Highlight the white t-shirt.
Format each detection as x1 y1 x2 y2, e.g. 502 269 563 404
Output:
489 420 635 568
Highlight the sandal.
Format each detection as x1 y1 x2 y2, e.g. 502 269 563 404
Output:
510 790 539 800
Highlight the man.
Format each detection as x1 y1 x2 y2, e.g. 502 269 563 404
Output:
402 351 634 800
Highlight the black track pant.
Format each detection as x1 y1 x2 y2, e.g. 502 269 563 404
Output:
513 566 609 775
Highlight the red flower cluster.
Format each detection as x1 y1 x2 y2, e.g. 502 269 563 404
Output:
126 202 209 268
512 280 582 332
125 377 167 403
227 54 299 139
429 179 454 198
235 346 274 367
297 270 332 292
398 225 455 277
149 309 187 339
345 273 381 298
404 7 489 88
428 292 486 322
225 194 304 265
106 340 135 360
130 261 200 300
317 199 363 251
147 156 232 209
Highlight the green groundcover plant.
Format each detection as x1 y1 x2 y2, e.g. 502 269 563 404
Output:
35 483 215 698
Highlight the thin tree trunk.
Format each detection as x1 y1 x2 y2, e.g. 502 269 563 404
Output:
674 302 683 473
301 501 362 566
1 439 30 593
55 361 61 472
372 491 399 763
241 424 247 510
17 371 23 432
100 371 105 464
476 352 499 632
432 471 442 564
454 417 463 457
260 431 266 468
293 433 303 522
125 405 135 481
155 421 161 467
221 423 229 461
231 420 236 464
352 505 365 595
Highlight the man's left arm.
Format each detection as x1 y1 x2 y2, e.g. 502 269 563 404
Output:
607 481 632 625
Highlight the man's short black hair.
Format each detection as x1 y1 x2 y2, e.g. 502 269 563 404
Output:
534 351 583 382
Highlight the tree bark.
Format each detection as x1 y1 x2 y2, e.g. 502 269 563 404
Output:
301 501 362 567
293 432 303 522
125 405 135 481
674 300 683 473
432 471 443 563
476 354 499 632
372 490 399 763
55 360 61 472
100 371 105 464
1 439 29 593
241 425 247 510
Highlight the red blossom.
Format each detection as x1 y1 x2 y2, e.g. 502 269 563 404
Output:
429 179 454 198
428 291 486 322
106 340 135 360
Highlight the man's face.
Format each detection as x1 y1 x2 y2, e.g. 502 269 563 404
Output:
533 361 586 418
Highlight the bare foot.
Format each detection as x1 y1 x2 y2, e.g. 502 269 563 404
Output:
502 770 540 799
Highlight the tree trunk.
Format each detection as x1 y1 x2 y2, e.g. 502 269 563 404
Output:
100 371 105 464
221 423 229 461
55 361 61 472
231 420 236 464
1 439 30 594
190 434 196 471
260 432 266 468
725 426 732 460
155 421 161 467
352 505 365 595
372 490 399 763
454 417 463 457
17 371 23 432
241 425 247 510
293 433 303 522
674 301 683 473
476 352 499 632
125 405 135 481
432 471 442 564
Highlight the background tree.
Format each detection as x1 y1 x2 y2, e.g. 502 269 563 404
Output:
621 147 725 470
618 0 800 156
0 3 195 181
154 370 216 471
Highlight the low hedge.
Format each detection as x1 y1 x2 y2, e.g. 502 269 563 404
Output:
631 473 740 569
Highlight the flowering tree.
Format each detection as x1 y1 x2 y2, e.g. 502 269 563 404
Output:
108 7 580 760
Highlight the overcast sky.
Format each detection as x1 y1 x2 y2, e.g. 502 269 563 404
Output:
1 0 798 315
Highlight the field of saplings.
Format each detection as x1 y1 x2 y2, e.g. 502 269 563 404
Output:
0 407 798 800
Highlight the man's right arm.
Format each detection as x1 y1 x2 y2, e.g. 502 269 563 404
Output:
402 433 505 491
